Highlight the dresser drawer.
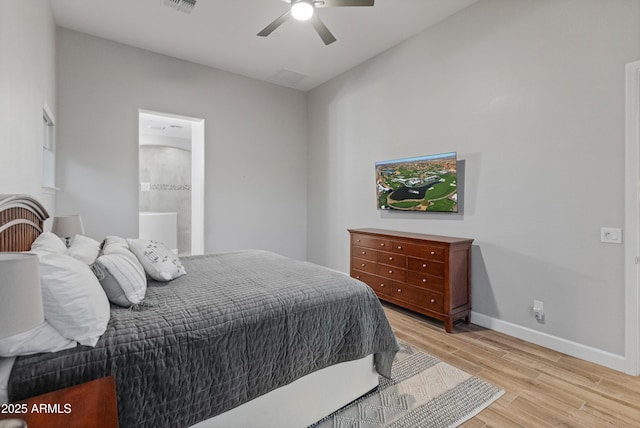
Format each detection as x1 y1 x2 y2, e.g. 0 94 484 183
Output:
350 270 393 298
376 264 406 282
352 245 377 261
352 257 376 273
377 251 406 268
392 284 444 313
408 257 445 277
393 241 445 261
352 234 392 250
407 271 444 293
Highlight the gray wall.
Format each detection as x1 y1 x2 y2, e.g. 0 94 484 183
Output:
307 0 640 357
56 28 308 260
0 1 57 218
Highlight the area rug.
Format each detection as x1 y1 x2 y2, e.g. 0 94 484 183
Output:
310 341 504 428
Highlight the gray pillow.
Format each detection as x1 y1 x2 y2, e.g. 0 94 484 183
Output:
127 239 186 282
92 236 146 307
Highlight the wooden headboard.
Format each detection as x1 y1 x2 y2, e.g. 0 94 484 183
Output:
0 194 49 252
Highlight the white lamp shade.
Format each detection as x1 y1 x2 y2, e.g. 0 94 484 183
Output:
0 253 44 339
52 215 85 238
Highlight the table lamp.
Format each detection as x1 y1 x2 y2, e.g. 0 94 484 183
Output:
52 215 84 247
0 253 44 341
0 254 42 428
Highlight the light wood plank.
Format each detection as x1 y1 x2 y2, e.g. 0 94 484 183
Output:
383 303 640 427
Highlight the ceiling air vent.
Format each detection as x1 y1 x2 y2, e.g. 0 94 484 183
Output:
163 0 196 14
270 69 308 87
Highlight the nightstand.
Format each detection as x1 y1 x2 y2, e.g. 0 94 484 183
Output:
0 376 118 428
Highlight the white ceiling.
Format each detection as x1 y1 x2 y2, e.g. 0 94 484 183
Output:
50 0 477 91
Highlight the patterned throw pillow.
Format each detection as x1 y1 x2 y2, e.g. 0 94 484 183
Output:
127 239 186 282
92 236 147 307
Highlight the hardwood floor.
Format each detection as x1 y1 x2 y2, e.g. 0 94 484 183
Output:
383 303 640 427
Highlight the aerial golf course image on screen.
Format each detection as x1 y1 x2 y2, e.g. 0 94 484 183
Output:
375 152 458 212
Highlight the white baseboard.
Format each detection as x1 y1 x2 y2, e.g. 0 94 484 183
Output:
471 311 627 373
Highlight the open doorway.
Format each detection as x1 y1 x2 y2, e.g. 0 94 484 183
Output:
138 110 205 256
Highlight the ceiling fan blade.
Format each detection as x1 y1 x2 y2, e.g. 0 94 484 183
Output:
257 10 292 37
316 0 374 7
310 15 336 45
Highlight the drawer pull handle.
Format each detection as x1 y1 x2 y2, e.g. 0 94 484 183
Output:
389 257 393 261
356 276 360 279
397 289 402 293
362 251 366 255
389 270 393 274
430 298 435 303
380 243 385 247
361 263 366 267
356 239 361 242
397 245 402 250
422 278 427 283
422 263 428 268
430 251 435 255
380 283 385 287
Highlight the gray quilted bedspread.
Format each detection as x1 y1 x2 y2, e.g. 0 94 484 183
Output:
8 250 399 428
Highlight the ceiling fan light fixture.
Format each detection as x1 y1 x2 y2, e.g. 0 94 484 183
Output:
291 1 314 21
259 0 374 44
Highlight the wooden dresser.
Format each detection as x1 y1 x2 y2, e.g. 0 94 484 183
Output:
349 228 473 333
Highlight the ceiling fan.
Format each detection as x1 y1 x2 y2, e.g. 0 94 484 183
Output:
258 0 375 45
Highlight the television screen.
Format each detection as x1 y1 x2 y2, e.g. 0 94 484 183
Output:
376 152 458 212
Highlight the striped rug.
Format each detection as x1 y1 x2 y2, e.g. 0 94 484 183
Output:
310 341 504 427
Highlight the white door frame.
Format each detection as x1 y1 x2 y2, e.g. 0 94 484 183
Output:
191 119 205 255
625 60 640 376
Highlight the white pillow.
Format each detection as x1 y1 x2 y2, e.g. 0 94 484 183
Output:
127 239 186 282
0 321 76 357
92 236 147 307
38 253 110 347
30 232 67 255
65 234 101 265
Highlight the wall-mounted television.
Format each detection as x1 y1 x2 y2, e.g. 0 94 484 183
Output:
376 152 458 212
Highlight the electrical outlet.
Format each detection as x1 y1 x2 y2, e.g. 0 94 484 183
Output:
533 300 544 321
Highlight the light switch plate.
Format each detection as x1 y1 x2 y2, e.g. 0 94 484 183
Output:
601 227 622 244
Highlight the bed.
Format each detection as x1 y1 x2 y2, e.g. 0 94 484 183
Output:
0 194 399 427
